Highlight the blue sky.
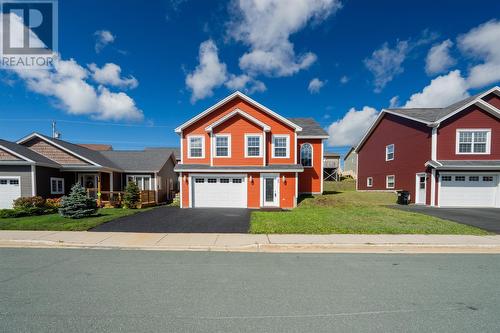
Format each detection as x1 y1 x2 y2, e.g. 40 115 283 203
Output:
1 0 500 158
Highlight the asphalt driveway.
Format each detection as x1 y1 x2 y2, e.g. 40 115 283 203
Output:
393 205 500 234
90 206 251 233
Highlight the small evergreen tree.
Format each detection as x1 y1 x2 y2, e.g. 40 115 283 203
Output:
59 184 98 219
123 181 141 209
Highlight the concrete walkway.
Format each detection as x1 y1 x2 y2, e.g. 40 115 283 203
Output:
1 231 500 253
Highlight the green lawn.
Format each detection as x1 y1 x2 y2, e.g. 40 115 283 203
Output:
250 180 489 235
0 208 152 231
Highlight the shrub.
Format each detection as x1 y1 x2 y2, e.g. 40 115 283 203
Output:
45 198 62 209
123 181 141 209
13 196 46 210
59 184 98 219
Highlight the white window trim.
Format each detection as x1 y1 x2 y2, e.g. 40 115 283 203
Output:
126 175 152 191
50 177 65 195
244 134 263 158
455 129 491 155
271 134 290 159
213 134 231 158
187 135 205 159
367 177 373 187
300 143 313 168
386 175 395 189
385 144 394 161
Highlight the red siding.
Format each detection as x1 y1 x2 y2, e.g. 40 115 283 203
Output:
297 139 322 193
357 113 432 204
280 172 296 209
437 106 500 160
247 172 260 208
482 93 500 109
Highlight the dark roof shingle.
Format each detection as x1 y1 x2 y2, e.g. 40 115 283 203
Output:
100 150 175 172
287 118 328 137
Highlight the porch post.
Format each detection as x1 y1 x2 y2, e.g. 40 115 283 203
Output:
97 172 102 206
110 172 114 196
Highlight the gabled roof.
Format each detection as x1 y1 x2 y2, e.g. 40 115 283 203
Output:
356 86 500 153
205 108 271 132
287 118 329 138
100 149 176 172
0 139 61 167
425 160 500 170
175 91 302 133
343 147 356 160
17 133 121 170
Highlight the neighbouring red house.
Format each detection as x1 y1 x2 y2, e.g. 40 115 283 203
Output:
174 91 328 209
356 86 500 208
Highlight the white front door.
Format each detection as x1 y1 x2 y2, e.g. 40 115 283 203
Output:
0 177 21 209
263 174 279 207
440 174 498 207
416 173 426 204
192 175 246 208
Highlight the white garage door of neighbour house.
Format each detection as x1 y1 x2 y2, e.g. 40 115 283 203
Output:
0 177 21 209
192 175 246 208
440 174 499 207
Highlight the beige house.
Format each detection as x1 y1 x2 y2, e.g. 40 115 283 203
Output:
342 147 357 179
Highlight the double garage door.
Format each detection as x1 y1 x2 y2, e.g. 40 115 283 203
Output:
0 178 21 209
192 176 246 208
440 174 499 207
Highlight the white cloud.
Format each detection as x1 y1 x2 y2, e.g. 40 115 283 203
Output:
425 39 456 75
308 78 326 93
389 96 399 108
458 19 500 88
327 106 378 147
364 41 409 93
225 74 266 94
403 70 469 108
339 75 349 84
228 0 342 77
1 14 143 121
185 40 228 103
94 30 115 53
88 63 138 89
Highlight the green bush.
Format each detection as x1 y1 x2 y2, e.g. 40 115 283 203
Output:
123 181 141 209
13 196 46 210
0 196 56 219
59 184 98 219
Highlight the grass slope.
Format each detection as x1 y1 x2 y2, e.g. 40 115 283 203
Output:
0 208 151 231
250 180 488 235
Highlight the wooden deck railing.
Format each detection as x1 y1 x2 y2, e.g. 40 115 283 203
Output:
86 189 156 207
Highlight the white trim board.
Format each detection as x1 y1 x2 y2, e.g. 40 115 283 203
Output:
205 108 271 132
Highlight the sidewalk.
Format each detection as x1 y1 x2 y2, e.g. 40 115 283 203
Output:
1 231 500 253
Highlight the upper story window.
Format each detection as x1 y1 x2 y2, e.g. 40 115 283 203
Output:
50 177 64 195
188 135 204 158
214 134 231 157
272 135 289 158
385 144 394 161
300 143 313 167
245 134 262 157
456 129 491 154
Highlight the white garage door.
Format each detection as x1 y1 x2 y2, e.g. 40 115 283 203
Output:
0 178 21 209
192 176 246 208
440 174 499 207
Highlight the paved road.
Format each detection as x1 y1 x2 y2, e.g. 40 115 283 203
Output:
1 249 500 332
91 206 250 233
393 206 500 234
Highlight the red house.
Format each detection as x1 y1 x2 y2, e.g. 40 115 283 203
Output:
356 86 500 208
174 92 328 209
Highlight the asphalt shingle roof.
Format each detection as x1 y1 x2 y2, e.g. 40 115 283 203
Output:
0 139 60 167
385 93 482 123
145 147 181 161
101 149 176 172
287 118 328 137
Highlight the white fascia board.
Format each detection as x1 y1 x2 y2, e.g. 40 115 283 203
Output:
0 144 35 163
17 133 102 167
174 91 302 133
205 108 271 132
297 135 330 139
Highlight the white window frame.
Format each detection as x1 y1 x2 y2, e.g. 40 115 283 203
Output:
50 177 65 195
367 177 373 187
272 134 290 159
126 175 152 191
187 135 205 159
385 144 394 161
386 175 395 189
300 143 313 168
213 134 231 158
455 129 491 155
244 134 263 158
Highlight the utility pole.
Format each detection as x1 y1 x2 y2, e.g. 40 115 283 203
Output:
51 121 61 139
